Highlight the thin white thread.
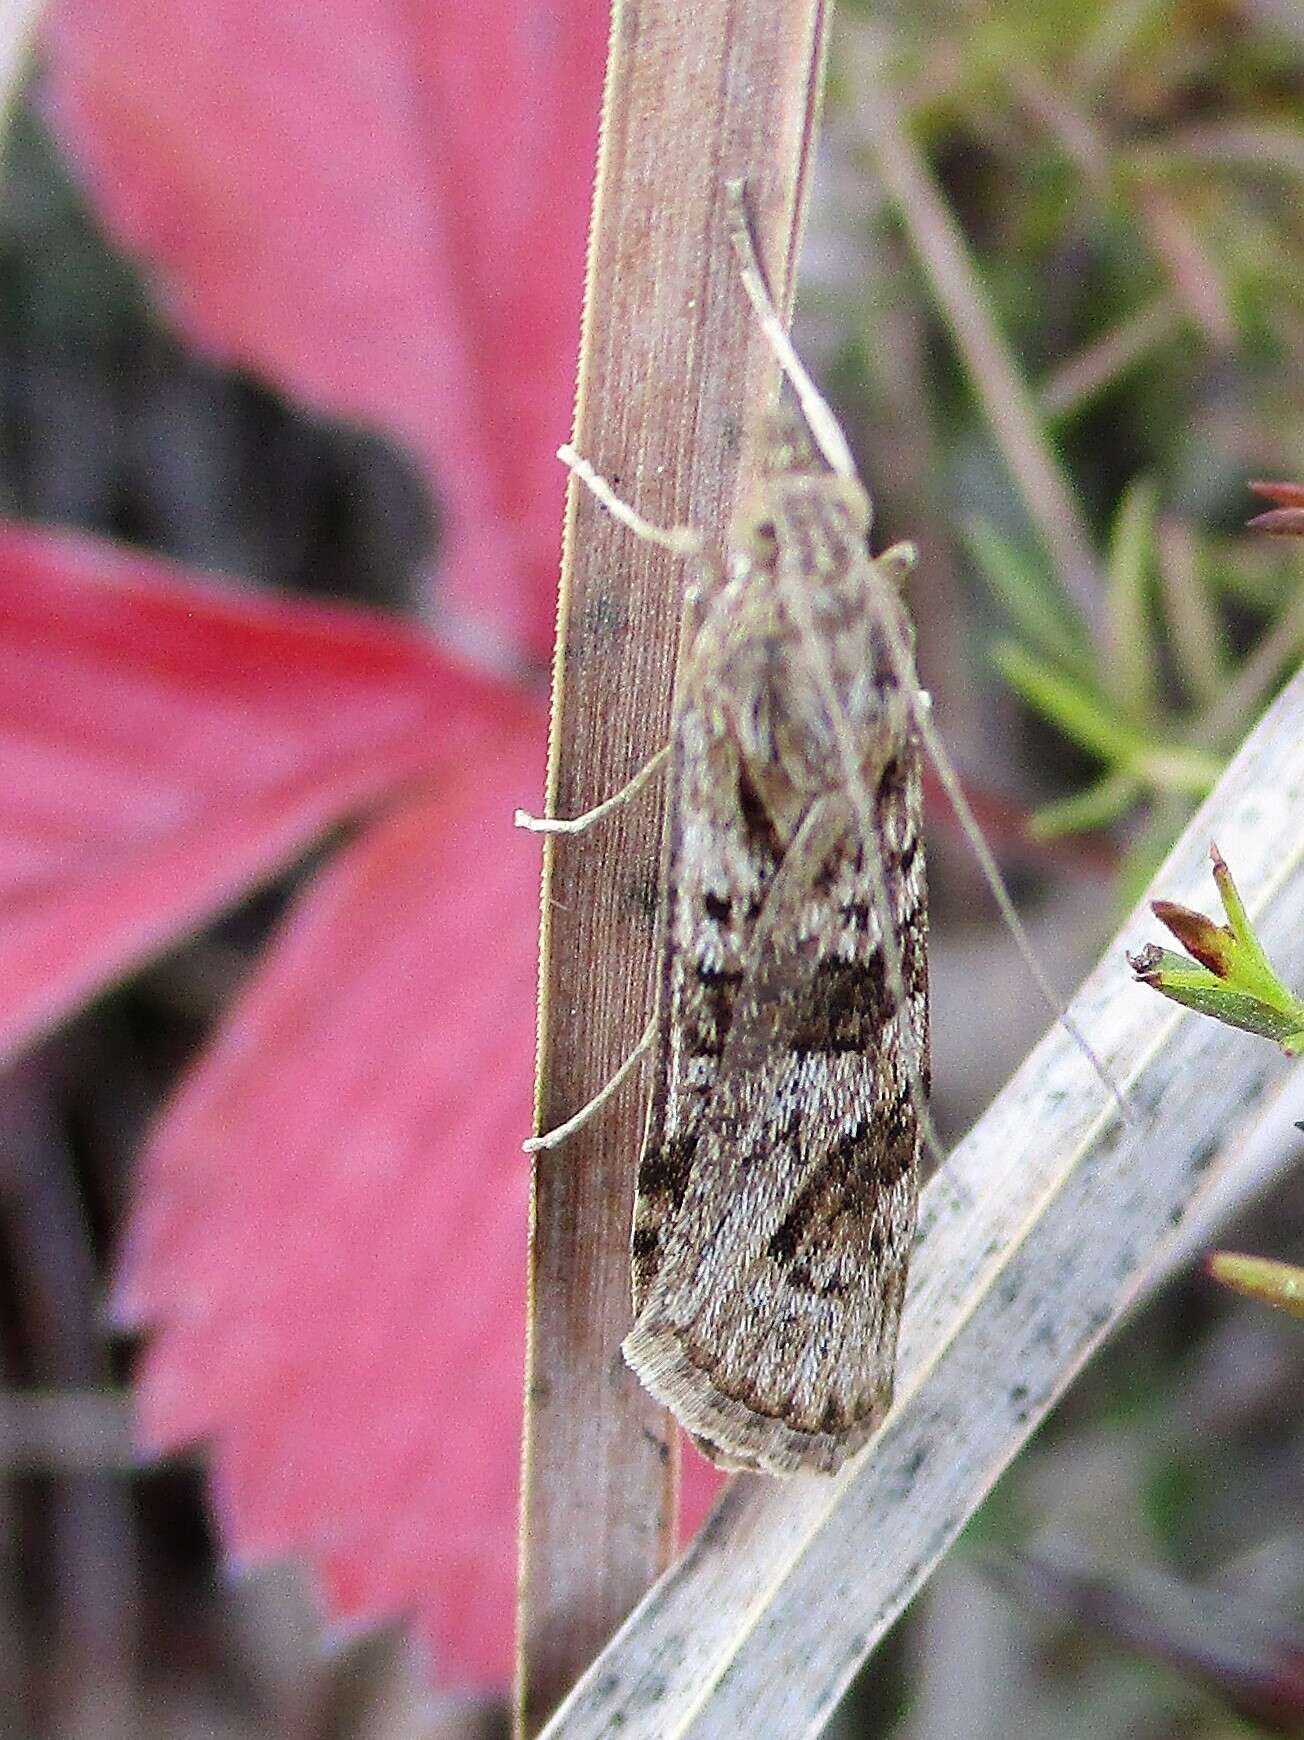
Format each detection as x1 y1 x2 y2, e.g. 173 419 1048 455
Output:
558 445 702 556
515 745 671 835
524 1018 657 1153
723 180 857 482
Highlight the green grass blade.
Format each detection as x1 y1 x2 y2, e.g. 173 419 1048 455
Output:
1104 476 1160 721
966 519 1094 680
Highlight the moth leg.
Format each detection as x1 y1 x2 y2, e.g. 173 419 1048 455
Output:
877 540 918 587
560 445 726 641
523 1016 656 1154
559 444 703 556
723 179 857 483
515 744 670 835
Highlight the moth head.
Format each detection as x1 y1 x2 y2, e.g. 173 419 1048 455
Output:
751 404 822 478
738 405 873 554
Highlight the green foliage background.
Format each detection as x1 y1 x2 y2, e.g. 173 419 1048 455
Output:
806 7 1304 1734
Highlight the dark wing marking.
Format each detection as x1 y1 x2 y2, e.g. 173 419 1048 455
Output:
631 685 782 1309
625 751 927 1473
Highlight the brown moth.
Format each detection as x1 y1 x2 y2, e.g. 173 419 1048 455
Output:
619 401 928 1476
521 186 933 1476
522 185 1123 1472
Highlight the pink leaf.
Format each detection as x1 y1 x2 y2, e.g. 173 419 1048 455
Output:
43 0 609 663
0 521 533 1063
117 739 543 1686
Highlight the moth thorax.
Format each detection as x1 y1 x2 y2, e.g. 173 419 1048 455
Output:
734 477 871 572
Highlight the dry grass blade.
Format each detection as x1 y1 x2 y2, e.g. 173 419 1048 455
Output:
1132 182 1234 348
517 0 831 1731
537 669 1304 1739
1157 515 1223 710
1039 296 1182 422
1194 558 1304 750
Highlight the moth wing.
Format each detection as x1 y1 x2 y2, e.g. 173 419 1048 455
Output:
625 754 927 1474
631 682 780 1309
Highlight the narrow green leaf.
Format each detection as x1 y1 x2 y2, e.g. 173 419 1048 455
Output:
1104 477 1160 721
1211 845 1261 961
1208 1252 1304 1321
965 519 1094 680
1132 742 1221 798
1127 945 1304 1044
1130 846 1304 1051
1027 770 1142 839
991 640 1143 764
995 643 1218 803
1157 518 1226 709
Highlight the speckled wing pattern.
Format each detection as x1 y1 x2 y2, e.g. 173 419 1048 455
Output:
623 413 928 1476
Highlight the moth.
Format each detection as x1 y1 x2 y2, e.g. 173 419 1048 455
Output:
620 399 928 1476
521 184 931 1476
523 184 1120 1474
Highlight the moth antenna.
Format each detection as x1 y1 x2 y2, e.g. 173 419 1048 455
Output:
902 680 1132 1121
724 180 857 483
726 178 1131 1131
727 182 940 1167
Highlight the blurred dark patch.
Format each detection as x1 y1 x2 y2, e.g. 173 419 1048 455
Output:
0 101 436 611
